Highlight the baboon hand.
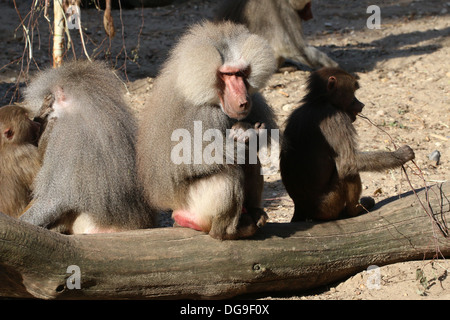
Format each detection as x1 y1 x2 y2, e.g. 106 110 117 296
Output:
395 145 415 163
229 121 266 143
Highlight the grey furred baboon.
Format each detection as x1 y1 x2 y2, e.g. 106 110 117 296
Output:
19 60 155 234
0 105 41 218
137 21 277 240
215 0 338 70
280 67 415 221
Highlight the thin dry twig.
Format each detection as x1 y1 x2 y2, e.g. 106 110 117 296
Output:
9 0 44 103
115 0 129 81
358 113 449 260
7 0 144 90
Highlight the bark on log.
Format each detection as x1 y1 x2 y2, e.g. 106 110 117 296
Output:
0 183 449 300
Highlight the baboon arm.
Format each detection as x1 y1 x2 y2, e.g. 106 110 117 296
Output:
37 118 56 160
294 46 339 69
356 151 406 172
320 111 358 177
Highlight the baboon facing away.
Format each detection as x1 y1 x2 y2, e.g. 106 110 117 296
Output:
19 60 156 234
215 0 338 70
0 105 41 218
280 67 415 221
137 21 277 240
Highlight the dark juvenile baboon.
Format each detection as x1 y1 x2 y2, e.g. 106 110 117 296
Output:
137 21 277 240
215 0 338 70
280 67 415 221
0 105 41 217
19 60 155 234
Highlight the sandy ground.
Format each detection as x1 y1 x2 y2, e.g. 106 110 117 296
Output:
0 0 449 300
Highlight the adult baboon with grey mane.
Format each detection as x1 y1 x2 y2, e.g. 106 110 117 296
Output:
137 21 277 240
19 60 155 234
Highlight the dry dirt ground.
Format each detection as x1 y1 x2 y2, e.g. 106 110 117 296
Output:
0 0 449 300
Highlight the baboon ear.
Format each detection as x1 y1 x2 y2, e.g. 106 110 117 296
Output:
327 76 337 91
54 86 66 103
4 128 14 140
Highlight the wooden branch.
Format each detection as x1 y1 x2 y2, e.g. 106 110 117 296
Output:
0 183 449 300
103 0 116 38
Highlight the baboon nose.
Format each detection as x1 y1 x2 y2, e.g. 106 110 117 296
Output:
239 100 249 109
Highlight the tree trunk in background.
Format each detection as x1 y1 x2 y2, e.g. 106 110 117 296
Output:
53 0 64 67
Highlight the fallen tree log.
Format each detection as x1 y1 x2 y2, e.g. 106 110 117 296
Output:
0 183 449 300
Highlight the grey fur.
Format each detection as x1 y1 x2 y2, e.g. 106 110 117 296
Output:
20 60 155 232
137 21 276 239
215 0 338 69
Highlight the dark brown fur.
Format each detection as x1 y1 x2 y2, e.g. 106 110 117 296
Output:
0 105 41 218
280 67 415 221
